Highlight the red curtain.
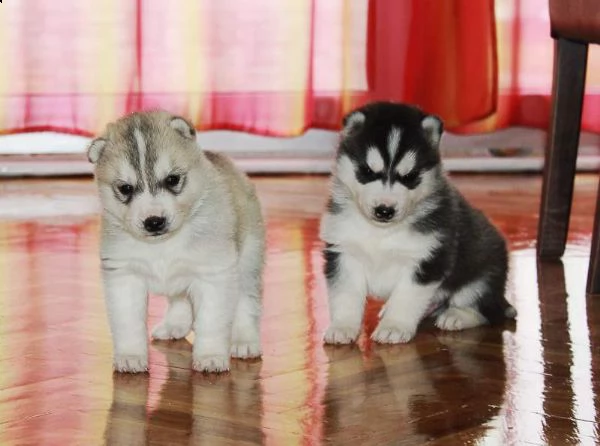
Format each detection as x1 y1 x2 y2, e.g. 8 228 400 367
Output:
365 0 497 129
0 0 598 138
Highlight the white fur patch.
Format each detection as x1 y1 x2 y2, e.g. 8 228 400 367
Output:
342 112 366 136
335 155 359 191
387 127 402 159
435 307 487 331
422 116 442 146
153 151 173 182
170 117 195 140
450 278 488 307
87 138 107 164
396 151 417 177
133 128 146 177
360 181 404 219
366 147 384 173
115 156 139 186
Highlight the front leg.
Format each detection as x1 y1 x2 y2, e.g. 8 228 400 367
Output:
151 294 193 341
189 268 239 373
103 270 149 373
372 276 438 344
323 245 368 344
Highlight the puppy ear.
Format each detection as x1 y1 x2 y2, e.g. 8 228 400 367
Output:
87 138 107 164
421 115 444 147
341 111 366 137
170 116 196 140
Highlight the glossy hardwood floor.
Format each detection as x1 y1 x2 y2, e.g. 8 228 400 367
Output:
0 173 599 445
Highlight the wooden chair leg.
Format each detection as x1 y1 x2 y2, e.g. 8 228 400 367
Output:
537 38 588 259
587 181 600 294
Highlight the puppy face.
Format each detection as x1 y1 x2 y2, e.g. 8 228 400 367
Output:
88 111 206 241
333 102 443 225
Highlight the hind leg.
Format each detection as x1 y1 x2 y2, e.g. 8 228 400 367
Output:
231 293 262 359
435 279 491 331
231 234 264 359
435 307 487 331
151 294 193 340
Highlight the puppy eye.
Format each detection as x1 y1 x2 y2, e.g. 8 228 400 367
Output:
357 164 380 184
165 174 180 188
359 165 375 178
118 184 134 196
360 165 372 175
399 171 420 189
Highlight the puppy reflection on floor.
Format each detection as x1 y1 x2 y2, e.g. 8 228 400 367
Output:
405 330 508 441
104 340 263 445
322 325 510 444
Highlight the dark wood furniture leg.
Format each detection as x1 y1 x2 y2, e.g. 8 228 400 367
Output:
537 38 588 259
587 183 600 293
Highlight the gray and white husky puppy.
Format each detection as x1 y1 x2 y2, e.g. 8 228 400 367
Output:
320 102 516 344
88 111 265 373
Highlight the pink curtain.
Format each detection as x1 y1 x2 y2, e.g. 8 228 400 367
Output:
0 0 598 138
1 0 373 137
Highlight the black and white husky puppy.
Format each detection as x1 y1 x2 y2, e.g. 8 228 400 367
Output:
320 102 516 344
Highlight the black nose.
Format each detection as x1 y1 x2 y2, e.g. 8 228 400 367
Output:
143 216 167 233
373 205 396 222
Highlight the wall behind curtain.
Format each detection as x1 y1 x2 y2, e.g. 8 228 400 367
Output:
0 0 597 138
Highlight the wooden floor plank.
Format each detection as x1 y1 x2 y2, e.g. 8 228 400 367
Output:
0 173 598 445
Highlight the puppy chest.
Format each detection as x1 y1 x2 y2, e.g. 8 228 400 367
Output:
345 231 436 265
328 215 438 259
145 260 195 296
347 233 438 299
146 266 192 296
365 260 414 299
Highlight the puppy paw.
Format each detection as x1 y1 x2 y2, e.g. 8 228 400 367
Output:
151 321 191 341
371 321 416 344
193 355 230 374
435 307 486 331
324 325 360 344
230 321 261 359
113 355 148 373
230 343 262 359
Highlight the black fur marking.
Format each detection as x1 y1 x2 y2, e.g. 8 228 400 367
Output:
101 265 119 272
137 116 159 195
436 194 507 293
411 189 451 234
124 126 143 188
356 164 384 184
101 257 119 272
415 245 452 285
395 170 421 189
204 151 220 165
338 102 440 188
416 183 512 325
323 243 341 282
326 197 343 214
475 274 511 325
